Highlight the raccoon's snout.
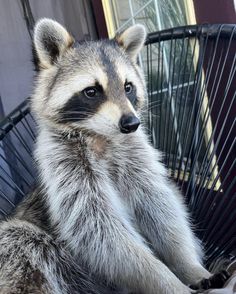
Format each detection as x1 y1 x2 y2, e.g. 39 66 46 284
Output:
119 114 140 134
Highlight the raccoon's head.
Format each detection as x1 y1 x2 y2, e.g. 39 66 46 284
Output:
32 18 146 136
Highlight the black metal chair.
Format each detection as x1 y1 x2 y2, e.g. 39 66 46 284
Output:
0 24 235 268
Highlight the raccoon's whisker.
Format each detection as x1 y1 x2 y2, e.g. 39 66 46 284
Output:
146 98 162 104
145 106 161 110
142 105 162 113
59 111 98 121
140 107 161 116
149 113 160 118
59 111 95 116
147 106 162 112
141 103 162 110
59 115 118 131
58 111 96 123
147 100 162 106
59 111 119 127
61 109 95 113
145 102 162 109
139 111 160 120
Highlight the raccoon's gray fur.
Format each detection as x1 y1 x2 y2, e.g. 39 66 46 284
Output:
0 19 211 294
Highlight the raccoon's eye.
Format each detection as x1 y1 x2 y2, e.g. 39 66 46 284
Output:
83 87 97 98
124 82 133 94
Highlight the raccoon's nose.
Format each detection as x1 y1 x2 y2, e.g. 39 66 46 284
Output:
119 114 140 134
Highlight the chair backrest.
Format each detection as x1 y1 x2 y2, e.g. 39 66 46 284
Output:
0 99 36 217
0 24 235 267
144 24 236 266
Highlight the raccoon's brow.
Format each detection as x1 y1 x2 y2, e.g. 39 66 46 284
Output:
94 81 103 91
81 81 103 92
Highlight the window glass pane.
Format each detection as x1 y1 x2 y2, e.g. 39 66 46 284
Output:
108 0 189 34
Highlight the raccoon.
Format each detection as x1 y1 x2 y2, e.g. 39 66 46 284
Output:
0 19 212 294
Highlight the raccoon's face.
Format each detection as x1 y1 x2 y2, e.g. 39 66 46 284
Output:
32 19 147 136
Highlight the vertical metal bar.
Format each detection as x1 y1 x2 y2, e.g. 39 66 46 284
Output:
160 42 165 151
166 38 177 167
176 34 199 186
163 37 174 166
157 38 162 149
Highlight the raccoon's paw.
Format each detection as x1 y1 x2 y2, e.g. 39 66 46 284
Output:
190 270 231 292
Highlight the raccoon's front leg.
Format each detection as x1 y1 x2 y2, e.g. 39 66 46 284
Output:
132 175 211 286
68 186 191 294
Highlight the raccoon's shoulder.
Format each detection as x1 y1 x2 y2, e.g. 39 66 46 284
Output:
13 186 53 235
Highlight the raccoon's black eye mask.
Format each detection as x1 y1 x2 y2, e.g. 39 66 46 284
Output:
58 82 106 123
58 79 138 124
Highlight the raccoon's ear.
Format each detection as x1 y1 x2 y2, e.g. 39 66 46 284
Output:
33 18 74 69
116 24 146 62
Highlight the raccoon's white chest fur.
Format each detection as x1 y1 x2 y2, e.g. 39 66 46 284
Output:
36 125 166 251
